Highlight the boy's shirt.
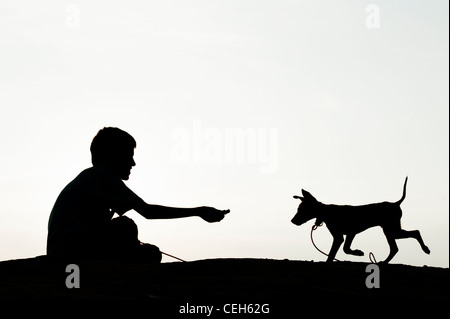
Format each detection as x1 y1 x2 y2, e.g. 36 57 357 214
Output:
47 165 144 257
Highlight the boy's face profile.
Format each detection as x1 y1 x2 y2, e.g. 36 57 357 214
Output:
109 147 136 180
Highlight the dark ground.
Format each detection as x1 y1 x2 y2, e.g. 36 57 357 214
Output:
0 256 448 316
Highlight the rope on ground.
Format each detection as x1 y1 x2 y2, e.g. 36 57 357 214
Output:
161 251 186 262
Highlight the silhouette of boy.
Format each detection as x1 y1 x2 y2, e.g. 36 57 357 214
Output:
47 127 229 262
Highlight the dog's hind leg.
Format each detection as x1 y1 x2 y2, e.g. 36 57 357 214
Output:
343 234 364 256
327 234 344 262
395 229 430 254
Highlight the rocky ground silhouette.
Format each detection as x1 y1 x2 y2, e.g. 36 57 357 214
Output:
0 256 447 316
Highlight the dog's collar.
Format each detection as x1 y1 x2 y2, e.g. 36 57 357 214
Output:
315 219 324 227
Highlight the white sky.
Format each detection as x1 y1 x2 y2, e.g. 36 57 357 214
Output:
0 0 448 267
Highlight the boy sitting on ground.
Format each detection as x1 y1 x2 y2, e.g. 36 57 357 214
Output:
47 127 229 262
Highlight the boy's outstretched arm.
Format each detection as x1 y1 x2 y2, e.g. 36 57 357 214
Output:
134 201 230 223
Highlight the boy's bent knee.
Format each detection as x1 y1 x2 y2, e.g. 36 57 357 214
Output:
108 216 139 244
137 243 162 263
110 216 137 230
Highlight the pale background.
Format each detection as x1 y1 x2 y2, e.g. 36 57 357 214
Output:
0 0 448 267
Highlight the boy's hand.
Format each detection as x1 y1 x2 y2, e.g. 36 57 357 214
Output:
198 207 230 223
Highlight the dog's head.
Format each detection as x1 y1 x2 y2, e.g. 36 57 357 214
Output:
291 190 320 226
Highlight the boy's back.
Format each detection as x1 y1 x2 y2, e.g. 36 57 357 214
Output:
47 165 143 258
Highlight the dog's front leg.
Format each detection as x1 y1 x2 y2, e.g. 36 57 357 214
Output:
327 234 344 262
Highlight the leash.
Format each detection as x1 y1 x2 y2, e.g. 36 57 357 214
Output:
161 226 377 264
311 223 340 262
161 251 186 262
310 224 378 264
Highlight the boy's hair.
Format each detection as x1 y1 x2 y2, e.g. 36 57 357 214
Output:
90 127 136 166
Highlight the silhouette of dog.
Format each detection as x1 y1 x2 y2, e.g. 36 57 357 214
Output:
291 177 430 263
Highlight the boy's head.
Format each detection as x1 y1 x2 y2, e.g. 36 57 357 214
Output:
90 127 136 180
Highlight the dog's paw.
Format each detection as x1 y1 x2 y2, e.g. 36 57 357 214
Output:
423 246 431 254
354 249 364 256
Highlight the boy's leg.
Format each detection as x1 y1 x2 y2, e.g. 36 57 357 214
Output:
107 216 162 263
106 216 139 260
109 216 139 247
136 242 162 263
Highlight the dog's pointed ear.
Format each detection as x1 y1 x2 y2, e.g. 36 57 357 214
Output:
301 189 317 201
293 195 304 201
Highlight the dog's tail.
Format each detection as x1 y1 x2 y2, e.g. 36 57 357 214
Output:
396 176 408 205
